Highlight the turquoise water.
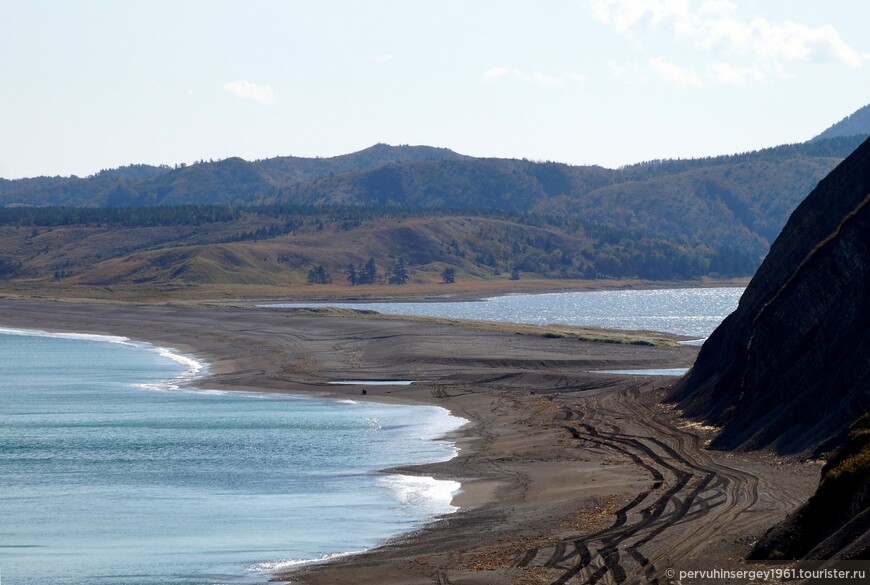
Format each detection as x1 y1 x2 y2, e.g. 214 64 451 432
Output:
0 329 464 585
265 286 745 338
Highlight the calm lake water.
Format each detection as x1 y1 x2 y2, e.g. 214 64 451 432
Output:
266 286 745 338
0 329 464 585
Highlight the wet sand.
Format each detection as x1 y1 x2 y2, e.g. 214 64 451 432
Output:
0 298 817 584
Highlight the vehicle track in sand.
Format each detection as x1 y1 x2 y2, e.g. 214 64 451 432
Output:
514 383 770 584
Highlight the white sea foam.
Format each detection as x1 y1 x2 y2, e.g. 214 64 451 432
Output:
153 346 204 378
396 407 467 464
248 550 367 572
0 326 132 345
375 474 461 514
128 344 205 392
420 409 467 445
0 325 206 392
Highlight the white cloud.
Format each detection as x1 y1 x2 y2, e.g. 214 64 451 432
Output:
649 57 702 87
697 0 736 17
592 0 690 34
708 62 766 85
521 70 564 86
483 66 510 80
699 16 865 67
223 80 276 106
744 19 864 67
482 67 583 86
373 53 395 63
593 0 866 85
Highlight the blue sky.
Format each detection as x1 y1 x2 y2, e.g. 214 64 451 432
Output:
2 0 869 178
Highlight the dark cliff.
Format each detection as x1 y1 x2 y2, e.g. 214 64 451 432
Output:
670 136 870 455
670 136 870 560
750 414 870 560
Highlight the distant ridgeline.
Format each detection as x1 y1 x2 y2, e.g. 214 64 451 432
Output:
671 136 870 560
0 104 868 286
811 103 870 142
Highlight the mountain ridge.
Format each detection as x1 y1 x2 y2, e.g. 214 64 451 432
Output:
811 103 870 142
1 105 869 289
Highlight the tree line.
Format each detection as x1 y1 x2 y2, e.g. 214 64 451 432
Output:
307 257 459 286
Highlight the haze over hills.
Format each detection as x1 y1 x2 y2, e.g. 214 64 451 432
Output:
0 104 868 289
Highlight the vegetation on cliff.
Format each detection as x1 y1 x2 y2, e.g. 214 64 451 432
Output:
751 413 870 560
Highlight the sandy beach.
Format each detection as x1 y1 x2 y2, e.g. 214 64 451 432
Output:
0 298 817 584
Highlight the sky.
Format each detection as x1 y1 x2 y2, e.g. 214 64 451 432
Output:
2 0 869 178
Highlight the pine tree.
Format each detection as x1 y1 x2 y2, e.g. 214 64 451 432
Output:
307 265 331 284
364 257 377 284
389 258 409 285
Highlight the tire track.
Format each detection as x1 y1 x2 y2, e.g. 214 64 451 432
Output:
514 382 763 584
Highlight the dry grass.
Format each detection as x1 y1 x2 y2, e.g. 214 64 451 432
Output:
267 306 682 347
0 275 707 346
0 276 749 305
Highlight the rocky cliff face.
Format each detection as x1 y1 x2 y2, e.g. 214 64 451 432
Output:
670 136 870 561
670 136 870 455
750 414 870 560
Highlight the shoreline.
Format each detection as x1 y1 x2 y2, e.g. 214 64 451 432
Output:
0 298 816 584
0 322 473 581
0 276 750 305
211 276 752 306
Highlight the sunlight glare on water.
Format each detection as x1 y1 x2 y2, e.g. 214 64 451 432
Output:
265 287 744 338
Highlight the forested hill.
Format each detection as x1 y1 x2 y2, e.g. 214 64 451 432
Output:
0 144 467 207
811 103 870 141
1 135 865 254
278 136 862 247
1 136 862 211
1 106 868 287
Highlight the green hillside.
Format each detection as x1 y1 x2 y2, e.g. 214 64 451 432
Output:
1 106 868 291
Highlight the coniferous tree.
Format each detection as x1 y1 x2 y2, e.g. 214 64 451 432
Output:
346 263 357 286
306 265 330 284
363 257 377 284
441 267 456 284
389 258 409 285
